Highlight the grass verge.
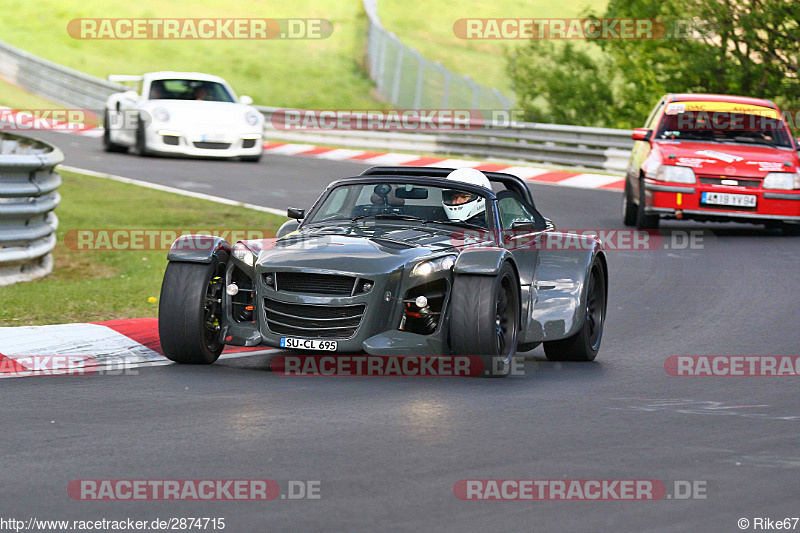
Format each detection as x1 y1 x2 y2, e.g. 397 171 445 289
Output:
377 0 608 96
0 168 285 326
0 0 378 109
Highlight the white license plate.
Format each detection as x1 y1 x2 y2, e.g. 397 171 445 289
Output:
701 192 757 208
198 133 227 143
280 338 338 351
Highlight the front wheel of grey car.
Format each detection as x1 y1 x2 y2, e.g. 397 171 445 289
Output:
450 262 520 377
543 259 606 362
158 258 227 364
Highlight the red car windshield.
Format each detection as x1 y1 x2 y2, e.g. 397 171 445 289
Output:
655 110 793 148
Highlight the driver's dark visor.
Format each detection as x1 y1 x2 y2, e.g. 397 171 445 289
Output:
442 189 479 206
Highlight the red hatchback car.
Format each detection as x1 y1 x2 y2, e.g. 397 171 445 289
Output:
623 94 800 233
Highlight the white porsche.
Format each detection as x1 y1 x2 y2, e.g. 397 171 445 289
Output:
103 71 264 161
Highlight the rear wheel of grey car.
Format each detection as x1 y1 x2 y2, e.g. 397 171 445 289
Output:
450 262 519 377
158 259 227 364
635 176 659 230
543 260 606 362
102 110 128 153
622 178 637 226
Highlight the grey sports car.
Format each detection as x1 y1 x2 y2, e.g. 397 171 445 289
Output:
158 166 608 377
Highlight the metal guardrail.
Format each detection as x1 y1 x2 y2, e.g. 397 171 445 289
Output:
362 0 512 110
0 38 633 173
0 40 124 113
259 107 633 173
0 132 63 286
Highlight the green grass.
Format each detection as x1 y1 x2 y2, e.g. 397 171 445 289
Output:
0 169 285 326
0 0 378 109
0 79 66 110
378 0 609 96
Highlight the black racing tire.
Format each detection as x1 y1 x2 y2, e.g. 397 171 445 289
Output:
450 262 520 377
102 110 128 153
780 222 800 236
622 177 637 226
635 176 659 230
135 117 150 156
543 259 606 362
158 259 227 364
240 154 262 162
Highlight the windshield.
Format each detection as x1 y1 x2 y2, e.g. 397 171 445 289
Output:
306 182 491 228
655 105 792 148
148 79 235 103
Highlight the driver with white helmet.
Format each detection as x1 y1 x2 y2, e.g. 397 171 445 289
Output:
441 168 491 227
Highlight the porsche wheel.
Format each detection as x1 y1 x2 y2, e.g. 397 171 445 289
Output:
135 117 150 156
543 259 606 362
102 110 128 153
635 177 659 230
158 258 227 364
450 262 519 377
622 177 637 226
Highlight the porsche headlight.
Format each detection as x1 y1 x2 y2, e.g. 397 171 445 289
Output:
153 107 170 122
653 165 696 184
232 242 257 268
763 172 800 190
245 111 260 126
411 255 456 277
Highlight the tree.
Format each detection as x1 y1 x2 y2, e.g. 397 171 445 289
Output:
507 0 800 128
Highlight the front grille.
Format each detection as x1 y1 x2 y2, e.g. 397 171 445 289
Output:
274 272 357 296
162 135 179 146
699 176 761 188
264 298 366 339
193 142 231 150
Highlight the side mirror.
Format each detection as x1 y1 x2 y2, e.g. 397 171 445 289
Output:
795 138 800 151
511 220 538 231
632 128 651 141
240 95 254 105
287 207 305 220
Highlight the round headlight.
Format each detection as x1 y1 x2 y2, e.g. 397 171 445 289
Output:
153 107 170 122
441 256 455 270
245 111 259 126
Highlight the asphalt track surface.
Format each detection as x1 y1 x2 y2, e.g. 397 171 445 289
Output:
3 131 800 532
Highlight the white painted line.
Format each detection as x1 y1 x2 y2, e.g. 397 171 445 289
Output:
265 143 317 155
361 153 421 165
501 166 551 179
59 165 288 217
423 158 481 169
557 173 625 189
313 148 366 160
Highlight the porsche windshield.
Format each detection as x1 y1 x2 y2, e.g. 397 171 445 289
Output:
307 182 490 228
148 79 235 102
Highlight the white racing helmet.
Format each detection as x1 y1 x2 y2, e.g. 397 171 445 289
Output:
442 168 491 222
